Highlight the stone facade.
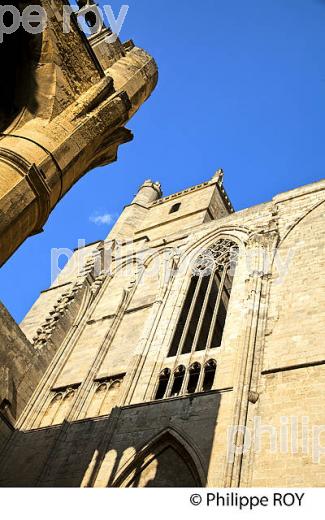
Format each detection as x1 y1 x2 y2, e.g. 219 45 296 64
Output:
0 171 324 487
0 0 324 487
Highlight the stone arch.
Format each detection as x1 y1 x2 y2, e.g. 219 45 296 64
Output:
111 257 144 278
112 428 205 488
171 228 247 314
170 229 248 316
263 199 325 370
92 259 141 320
129 247 177 309
165 232 243 359
272 198 325 265
179 226 249 273
142 246 177 270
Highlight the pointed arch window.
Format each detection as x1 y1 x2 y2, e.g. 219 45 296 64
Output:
153 360 217 400
170 365 185 397
186 363 201 394
39 385 80 427
39 393 63 427
54 388 76 425
202 360 217 392
155 368 171 400
87 374 125 418
168 239 238 357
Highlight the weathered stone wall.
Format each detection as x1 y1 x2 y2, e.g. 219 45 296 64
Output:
0 301 60 450
0 1 158 267
0 177 324 487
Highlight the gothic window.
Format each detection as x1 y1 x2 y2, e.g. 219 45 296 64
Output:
202 360 217 392
87 375 125 418
186 363 201 394
100 379 122 416
168 239 238 357
54 388 76 425
169 203 181 214
155 369 171 400
86 382 108 418
154 359 217 400
39 385 79 427
169 365 185 397
39 393 63 427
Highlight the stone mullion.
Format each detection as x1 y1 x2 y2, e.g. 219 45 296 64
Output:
98 382 112 417
206 267 227 349
195 273 223 393
190 272 214 355
164 368 176 399
180 367 190 396
162 274 202 399
197 348 213 392
185 271 215 394
176 275 203 357
196 363 206 393
50 390 66 426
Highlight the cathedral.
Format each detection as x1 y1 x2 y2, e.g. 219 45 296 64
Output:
0 1 324 487
1 170 325 487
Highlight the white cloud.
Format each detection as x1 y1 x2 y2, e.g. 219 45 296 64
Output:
89 213 115 226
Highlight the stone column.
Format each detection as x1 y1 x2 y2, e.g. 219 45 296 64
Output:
0 1 158 266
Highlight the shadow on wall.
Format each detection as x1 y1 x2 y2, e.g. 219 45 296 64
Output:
0 21 41 132
0 393 222 487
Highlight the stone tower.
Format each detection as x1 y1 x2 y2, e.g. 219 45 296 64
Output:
0 171 324 487
0 0 157 449
0 0 158 266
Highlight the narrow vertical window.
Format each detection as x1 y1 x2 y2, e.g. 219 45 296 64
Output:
170 365 185 397
87 383 108 418
186 363 201 394
54 388 76 424
168 276 199 357
39 393 62 427
182 275 210 354
196 271 221 350
155 369 171 400
202 360 217 392
100 379 122 415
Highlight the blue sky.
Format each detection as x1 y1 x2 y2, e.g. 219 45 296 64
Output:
1 0 325 322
